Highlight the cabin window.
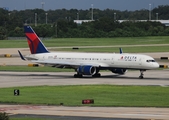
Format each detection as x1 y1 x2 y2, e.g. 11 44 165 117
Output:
146 60 155 62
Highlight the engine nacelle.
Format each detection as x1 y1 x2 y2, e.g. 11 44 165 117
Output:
111 68 127 75
77 65 96 75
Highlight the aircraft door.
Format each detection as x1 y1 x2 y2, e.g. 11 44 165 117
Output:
139 58 142 65
111 58 114 64
43 55 45 60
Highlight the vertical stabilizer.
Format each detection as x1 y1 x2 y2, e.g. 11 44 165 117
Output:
24 26 49 54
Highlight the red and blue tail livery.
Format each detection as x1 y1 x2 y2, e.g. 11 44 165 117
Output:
24 26 49 54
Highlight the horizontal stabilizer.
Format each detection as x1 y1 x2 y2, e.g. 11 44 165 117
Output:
18 50 26 61
119 48 123 54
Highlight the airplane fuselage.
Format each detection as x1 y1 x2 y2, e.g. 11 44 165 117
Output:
26 52 159 70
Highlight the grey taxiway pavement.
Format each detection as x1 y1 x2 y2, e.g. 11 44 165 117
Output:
0 71 169 120
0 70 169 88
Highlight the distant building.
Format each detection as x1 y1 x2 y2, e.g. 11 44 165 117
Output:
74 20 94 24
3 7 9 11
118 20 169 26
74 20 169 26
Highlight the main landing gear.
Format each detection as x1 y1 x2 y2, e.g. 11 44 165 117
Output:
73 73 101 78
92 73 101 77
139 70 146 79
74 74 83 78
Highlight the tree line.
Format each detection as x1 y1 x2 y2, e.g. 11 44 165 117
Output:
0 5 169 39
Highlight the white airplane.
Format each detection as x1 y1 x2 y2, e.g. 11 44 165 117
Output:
18 25 159 79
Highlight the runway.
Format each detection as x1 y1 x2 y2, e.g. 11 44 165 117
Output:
0 70 169 119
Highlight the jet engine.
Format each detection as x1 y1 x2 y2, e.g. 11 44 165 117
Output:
111 68 127 75
77 65 96 75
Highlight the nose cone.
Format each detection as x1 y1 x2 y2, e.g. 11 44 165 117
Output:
154 62 160 68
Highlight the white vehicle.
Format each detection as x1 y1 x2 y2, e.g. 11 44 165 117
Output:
18 26 159 78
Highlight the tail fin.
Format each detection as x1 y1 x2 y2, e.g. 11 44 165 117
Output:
24 26 49 54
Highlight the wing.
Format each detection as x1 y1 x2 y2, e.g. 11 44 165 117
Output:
31 59 109 68
18 51 109 68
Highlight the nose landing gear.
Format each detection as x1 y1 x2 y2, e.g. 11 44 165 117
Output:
139 70 146 79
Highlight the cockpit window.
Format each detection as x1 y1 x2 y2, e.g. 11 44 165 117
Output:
146 60 155 62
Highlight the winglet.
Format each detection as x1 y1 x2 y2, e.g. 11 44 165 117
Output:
18 50 26 61
119 48 123 54
24 26 49 54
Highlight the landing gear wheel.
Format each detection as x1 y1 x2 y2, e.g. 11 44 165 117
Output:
139 70 145 79
92 73 101 77
139 75 144 79
74 74 83 78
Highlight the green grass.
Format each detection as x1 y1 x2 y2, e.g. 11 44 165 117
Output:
1 36 169 48
1 85 169 107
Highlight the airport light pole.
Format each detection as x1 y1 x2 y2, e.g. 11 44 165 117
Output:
45 13 48 24
35 13 37 26
8 13 11 18
41 1 45 10
156 13 158 20
149 4 151 21
77 12 79 20
55 22 57 38
91 4 93 20
25 19 27 24
114 12 116 21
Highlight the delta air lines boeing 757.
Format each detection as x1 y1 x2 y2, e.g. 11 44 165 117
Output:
18 26 159 79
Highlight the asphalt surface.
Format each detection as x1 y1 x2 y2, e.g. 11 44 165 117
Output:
0 70 169 88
